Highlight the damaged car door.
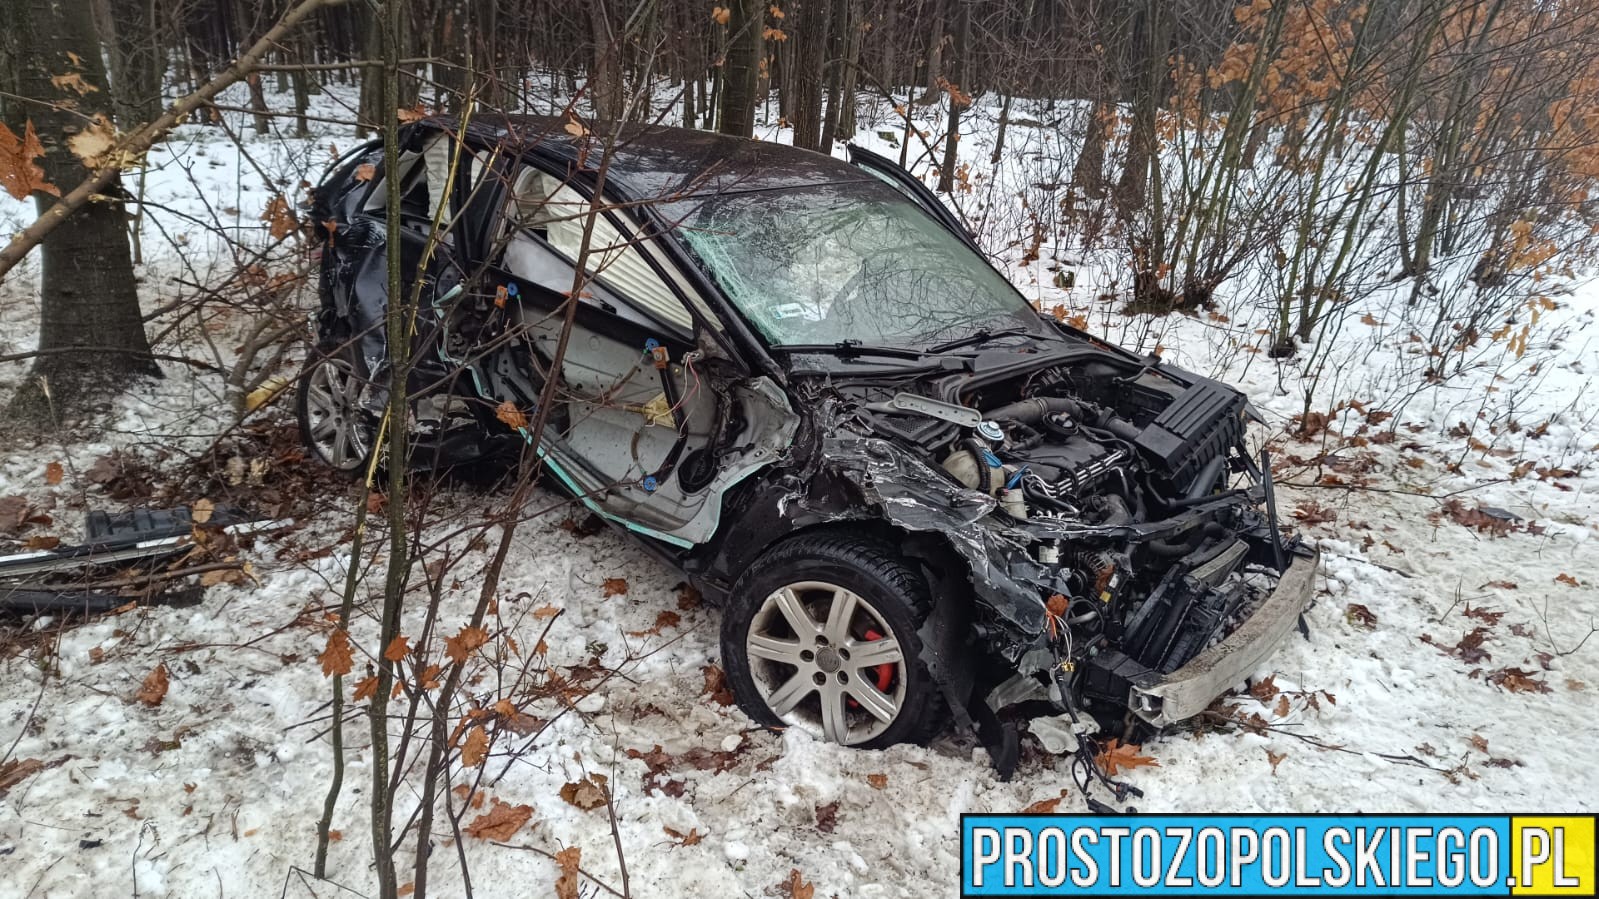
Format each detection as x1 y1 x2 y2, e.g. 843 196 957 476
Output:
488 162 796 545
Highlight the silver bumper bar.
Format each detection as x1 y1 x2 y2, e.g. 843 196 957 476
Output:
1127 549 1320 726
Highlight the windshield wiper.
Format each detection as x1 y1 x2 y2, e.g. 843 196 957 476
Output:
774 340 931 361
926 326 1031 353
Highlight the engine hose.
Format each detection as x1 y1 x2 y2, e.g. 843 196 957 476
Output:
1146 538 1195 558
984 397 1079 424
964 438 995 493
1184 453 1227 501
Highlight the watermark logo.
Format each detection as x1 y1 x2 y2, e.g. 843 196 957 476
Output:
960 814 1596 897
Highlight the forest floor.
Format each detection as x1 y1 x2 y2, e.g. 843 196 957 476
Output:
2 85 1597 898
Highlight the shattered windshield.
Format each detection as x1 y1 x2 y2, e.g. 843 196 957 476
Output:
666 181 1048 349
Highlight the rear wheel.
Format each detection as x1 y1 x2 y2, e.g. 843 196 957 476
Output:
296 345 376 474
720 533 948 749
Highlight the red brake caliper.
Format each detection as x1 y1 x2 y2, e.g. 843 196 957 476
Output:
862 628 894 692
846 629 895 710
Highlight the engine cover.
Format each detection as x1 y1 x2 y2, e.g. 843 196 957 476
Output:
1019 437 1127 498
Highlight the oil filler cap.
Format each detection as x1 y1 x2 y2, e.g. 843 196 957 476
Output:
976 420 1004 442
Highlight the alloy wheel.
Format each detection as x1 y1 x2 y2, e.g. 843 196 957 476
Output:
302 354 373 471
746 580 909 745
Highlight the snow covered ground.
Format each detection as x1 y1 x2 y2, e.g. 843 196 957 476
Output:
2 83 1598 898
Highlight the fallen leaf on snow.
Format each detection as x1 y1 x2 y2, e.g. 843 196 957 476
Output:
780 868 815 899
1095 738 1159 777
554 846 581 899
560 776 608 811
701 664 734 706
137 663 169 706
1266 749 1287 774
0 758 46 794
464 798 533 841
663 825 704 846
1022 790 1070 814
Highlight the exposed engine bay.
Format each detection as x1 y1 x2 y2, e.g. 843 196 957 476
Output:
773 345 1316 775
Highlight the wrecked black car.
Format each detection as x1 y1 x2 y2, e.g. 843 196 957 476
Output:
301 115 1317 771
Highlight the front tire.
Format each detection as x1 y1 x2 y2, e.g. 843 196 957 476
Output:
720 532 949 749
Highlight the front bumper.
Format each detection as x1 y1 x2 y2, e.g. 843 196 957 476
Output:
1126 549 1320 726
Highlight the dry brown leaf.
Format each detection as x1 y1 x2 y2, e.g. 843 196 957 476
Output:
781 869 815 899
0 757 47 794
22 535 60 550
1021 789 1070 814
397 103 428 124
137 663 169 706
0 120 58 199
384 635 410 662
1293 501 1337 526
262 194 299 241
464 798 533 841
1468 733 1489 753
1095 738 1159 777
44 461 63 485
629 610 681 637
352 676 379 702
354 163 377 182
601 577 629 597
701 664 735 706
398 884 414 897
559 776 608 811
1266 749 1287 774
1345 603 1377 628
444 625 489 664
866 773 888 790
495 401 527 430
1250 675 1279 702
462 725 489 767
51 71 96 95
191 498 214 524
319 629 354 677
531 605 562 619
712 5 732 24
554 846 581 899
563 118 588 138
663 826 704 846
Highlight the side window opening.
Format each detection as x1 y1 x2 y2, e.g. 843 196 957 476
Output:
502 166 704 335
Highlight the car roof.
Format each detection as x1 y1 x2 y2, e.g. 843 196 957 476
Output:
442 113 876 200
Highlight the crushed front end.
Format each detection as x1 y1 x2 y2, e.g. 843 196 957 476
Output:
807 342 1317 763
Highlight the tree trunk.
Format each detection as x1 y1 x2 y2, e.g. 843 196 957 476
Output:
914 0 946 105
789 0 832 150
1072 98 1110 198
97 0 164 128
717 0 762 136
990 91 1012 164
936 0 968 193
589 4 623 121
834 1 862 138
2 0 158 424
